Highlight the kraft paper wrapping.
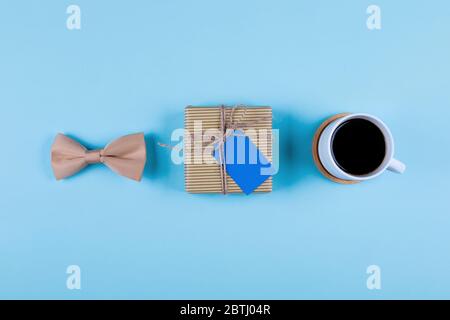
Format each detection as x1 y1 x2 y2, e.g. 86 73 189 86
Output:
184 106 273 194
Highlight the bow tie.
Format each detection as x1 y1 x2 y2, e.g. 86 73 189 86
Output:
51 133 146 181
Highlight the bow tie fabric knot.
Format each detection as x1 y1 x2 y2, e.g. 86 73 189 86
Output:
84 149 104 163
51 133 146 181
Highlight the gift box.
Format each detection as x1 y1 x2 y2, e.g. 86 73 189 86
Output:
184 105 273 194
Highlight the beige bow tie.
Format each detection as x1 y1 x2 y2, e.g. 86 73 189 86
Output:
51 133 146 181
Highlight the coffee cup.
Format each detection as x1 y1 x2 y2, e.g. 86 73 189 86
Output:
318 113 405 181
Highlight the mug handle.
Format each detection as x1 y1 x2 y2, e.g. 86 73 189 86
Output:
387 158 406 174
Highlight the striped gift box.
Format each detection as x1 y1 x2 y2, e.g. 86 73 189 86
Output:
184 106 273 194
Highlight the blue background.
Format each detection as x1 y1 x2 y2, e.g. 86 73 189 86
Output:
1 0 449 299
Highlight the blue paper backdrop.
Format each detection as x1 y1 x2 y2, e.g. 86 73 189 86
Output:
1 0 449 299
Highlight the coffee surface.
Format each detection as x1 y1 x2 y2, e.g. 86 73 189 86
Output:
331 118 386 175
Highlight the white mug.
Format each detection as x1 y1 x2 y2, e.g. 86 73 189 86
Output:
318 113 406 181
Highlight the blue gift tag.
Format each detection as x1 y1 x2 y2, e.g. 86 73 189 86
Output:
213 130 273 194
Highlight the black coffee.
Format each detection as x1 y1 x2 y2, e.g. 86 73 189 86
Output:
331 118 386 176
